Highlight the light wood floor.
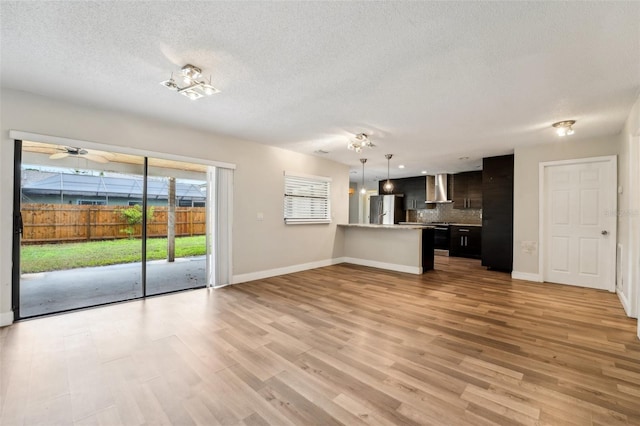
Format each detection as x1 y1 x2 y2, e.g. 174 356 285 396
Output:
1 257 640 426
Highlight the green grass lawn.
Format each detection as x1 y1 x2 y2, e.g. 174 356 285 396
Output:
21 236 206 273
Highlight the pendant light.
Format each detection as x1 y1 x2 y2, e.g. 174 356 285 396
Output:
359 158 367 194
383 154 394 193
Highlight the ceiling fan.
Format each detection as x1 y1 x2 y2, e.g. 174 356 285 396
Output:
49 147 110 164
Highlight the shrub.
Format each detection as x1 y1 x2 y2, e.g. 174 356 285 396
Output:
119 205 154 238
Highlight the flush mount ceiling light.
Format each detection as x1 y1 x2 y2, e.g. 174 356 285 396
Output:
348 133 375 153
552 120 576 137
383 154 394 193
160 64 220 100
360 158 367 194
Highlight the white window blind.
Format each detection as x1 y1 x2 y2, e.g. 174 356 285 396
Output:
284 172 331 224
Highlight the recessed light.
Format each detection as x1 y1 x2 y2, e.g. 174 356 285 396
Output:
314 149 329 154
421 170 427 174
398 164 405 169
458 157 469 160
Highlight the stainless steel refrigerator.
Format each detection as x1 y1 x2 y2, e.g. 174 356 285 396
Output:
369 195 404 224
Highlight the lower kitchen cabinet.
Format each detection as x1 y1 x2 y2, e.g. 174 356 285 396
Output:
450 225 481 258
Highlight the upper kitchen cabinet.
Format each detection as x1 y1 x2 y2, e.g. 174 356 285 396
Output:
452 171 482 209
403 176 427 210
378 176 431 210
481 154 514 271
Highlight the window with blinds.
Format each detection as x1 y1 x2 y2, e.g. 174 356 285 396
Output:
284 172 331 224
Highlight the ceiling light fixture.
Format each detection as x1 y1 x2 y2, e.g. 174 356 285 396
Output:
398 164 405 169
348 133 374 153
360 158 367 194
160 64 220 100
552 120 576 137
383 154 394 193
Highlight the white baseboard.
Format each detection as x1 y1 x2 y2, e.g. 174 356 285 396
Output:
341 257 422 275
617 289 637 318
0 311 14 327
511 271 543 282
232 258 344 284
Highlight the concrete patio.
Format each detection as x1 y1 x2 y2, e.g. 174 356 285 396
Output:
19 255 206 317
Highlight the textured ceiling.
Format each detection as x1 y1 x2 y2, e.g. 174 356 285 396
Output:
1 2 639 186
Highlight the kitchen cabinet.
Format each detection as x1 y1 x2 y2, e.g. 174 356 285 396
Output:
481 154 514 271
450 225 481 258
378 176 433 210
403 176 426 210
452 171 482 209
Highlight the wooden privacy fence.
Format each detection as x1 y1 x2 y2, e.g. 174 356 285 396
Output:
21 203 206 244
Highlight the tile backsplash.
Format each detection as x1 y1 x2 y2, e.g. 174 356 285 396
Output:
406 203 482 224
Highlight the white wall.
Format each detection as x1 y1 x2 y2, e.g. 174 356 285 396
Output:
512 134 621 280
617 94 640 319
0 89 349 325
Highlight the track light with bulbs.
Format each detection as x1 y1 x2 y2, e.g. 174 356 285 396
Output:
348 133 374 153
160 64 220 100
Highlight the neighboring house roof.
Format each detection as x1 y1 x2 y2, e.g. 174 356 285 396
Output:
22 173 206 200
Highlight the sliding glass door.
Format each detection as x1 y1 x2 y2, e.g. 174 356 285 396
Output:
17 141 145 317
14 140 213 319
146 158 208 296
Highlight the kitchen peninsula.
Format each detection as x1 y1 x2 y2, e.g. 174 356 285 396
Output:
338 224 434 274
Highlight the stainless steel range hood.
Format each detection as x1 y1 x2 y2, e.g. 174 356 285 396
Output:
426 174 452 203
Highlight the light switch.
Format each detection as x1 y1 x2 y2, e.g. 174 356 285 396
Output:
257 212 264 221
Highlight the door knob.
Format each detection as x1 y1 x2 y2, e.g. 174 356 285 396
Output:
601 230 608 235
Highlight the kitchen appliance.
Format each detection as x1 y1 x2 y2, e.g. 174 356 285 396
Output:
426 174 453 204
431 222 451 251
369 195 404 224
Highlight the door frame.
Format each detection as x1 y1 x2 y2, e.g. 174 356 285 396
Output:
11 140 22 320
538 155 617 292
10 130 229 320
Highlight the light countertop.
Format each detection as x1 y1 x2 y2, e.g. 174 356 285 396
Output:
400 222 482 227
338 223 434 230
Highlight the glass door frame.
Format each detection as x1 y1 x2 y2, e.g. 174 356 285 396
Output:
11 139 22 320
11 139 211 321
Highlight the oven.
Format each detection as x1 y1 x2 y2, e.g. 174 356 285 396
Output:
432 225 450 250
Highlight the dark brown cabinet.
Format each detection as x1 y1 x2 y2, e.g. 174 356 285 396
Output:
452 171 482 209
481 154 514 271
378 176 430 210
403 176 427 210
450 225 481 258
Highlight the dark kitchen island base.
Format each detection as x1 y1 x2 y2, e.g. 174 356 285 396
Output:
421 227 435 271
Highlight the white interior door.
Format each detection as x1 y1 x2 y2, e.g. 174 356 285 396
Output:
543 157 616 291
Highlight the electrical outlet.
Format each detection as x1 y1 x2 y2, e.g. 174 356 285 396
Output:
257 212 264 221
